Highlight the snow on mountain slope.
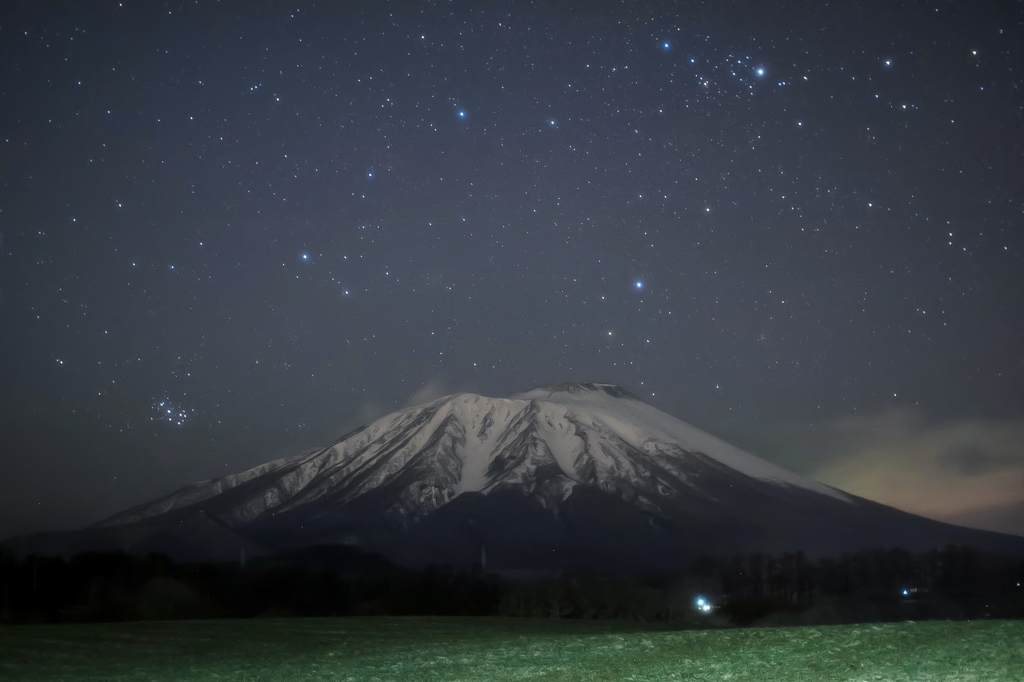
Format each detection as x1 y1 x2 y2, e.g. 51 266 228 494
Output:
515 382 849 501
95 382 848 533
96 450 315 528
14 381 1024 568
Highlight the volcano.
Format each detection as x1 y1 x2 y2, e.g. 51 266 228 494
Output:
9 383 1024 571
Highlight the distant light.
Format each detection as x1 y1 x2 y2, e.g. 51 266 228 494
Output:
301 253 310 261
457 109 467 119
634 280 644 290
755 67 765 77
883 59 892 67
902 589 909 596
696 597 705 607
661 41 670 50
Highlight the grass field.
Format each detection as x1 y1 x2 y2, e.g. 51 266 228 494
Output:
1 617 1021 681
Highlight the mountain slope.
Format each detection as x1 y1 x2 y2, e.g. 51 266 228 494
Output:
8 383 1024 570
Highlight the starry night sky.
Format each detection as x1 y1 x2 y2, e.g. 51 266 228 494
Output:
2 1 1023 539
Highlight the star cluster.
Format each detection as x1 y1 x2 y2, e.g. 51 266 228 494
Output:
153 399 192 427
0 1 1021 536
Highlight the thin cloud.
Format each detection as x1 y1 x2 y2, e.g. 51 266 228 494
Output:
406 380 449 407
810 414 1024 536
729 407 1024 537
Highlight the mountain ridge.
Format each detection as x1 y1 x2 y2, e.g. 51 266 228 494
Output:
7 383 1024 570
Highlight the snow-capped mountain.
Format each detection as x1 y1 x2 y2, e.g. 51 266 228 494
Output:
9 383 1024 570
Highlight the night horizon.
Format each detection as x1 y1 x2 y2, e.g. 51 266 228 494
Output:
3 5 1024 680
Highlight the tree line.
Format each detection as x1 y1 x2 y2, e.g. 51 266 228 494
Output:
2 544 1021 625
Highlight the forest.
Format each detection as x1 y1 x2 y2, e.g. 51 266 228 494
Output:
2 544 1022 626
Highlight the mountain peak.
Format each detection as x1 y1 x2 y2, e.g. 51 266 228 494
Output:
10 380 1024 568
514 382 641 402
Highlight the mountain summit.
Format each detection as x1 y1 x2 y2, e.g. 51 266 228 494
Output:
10 383 1024 570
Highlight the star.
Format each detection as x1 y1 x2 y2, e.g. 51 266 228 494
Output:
634 280 644 290
755 67 765 77
457 109 467 119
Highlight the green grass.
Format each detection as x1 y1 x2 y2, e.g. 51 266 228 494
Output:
1 617 1021 681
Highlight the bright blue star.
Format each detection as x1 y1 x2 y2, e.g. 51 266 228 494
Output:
634 280 644 290
755 67 766 77
883 59 892 67
548 119 557 127
457 109 467 119
301 253 310 261
661 41 670 51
